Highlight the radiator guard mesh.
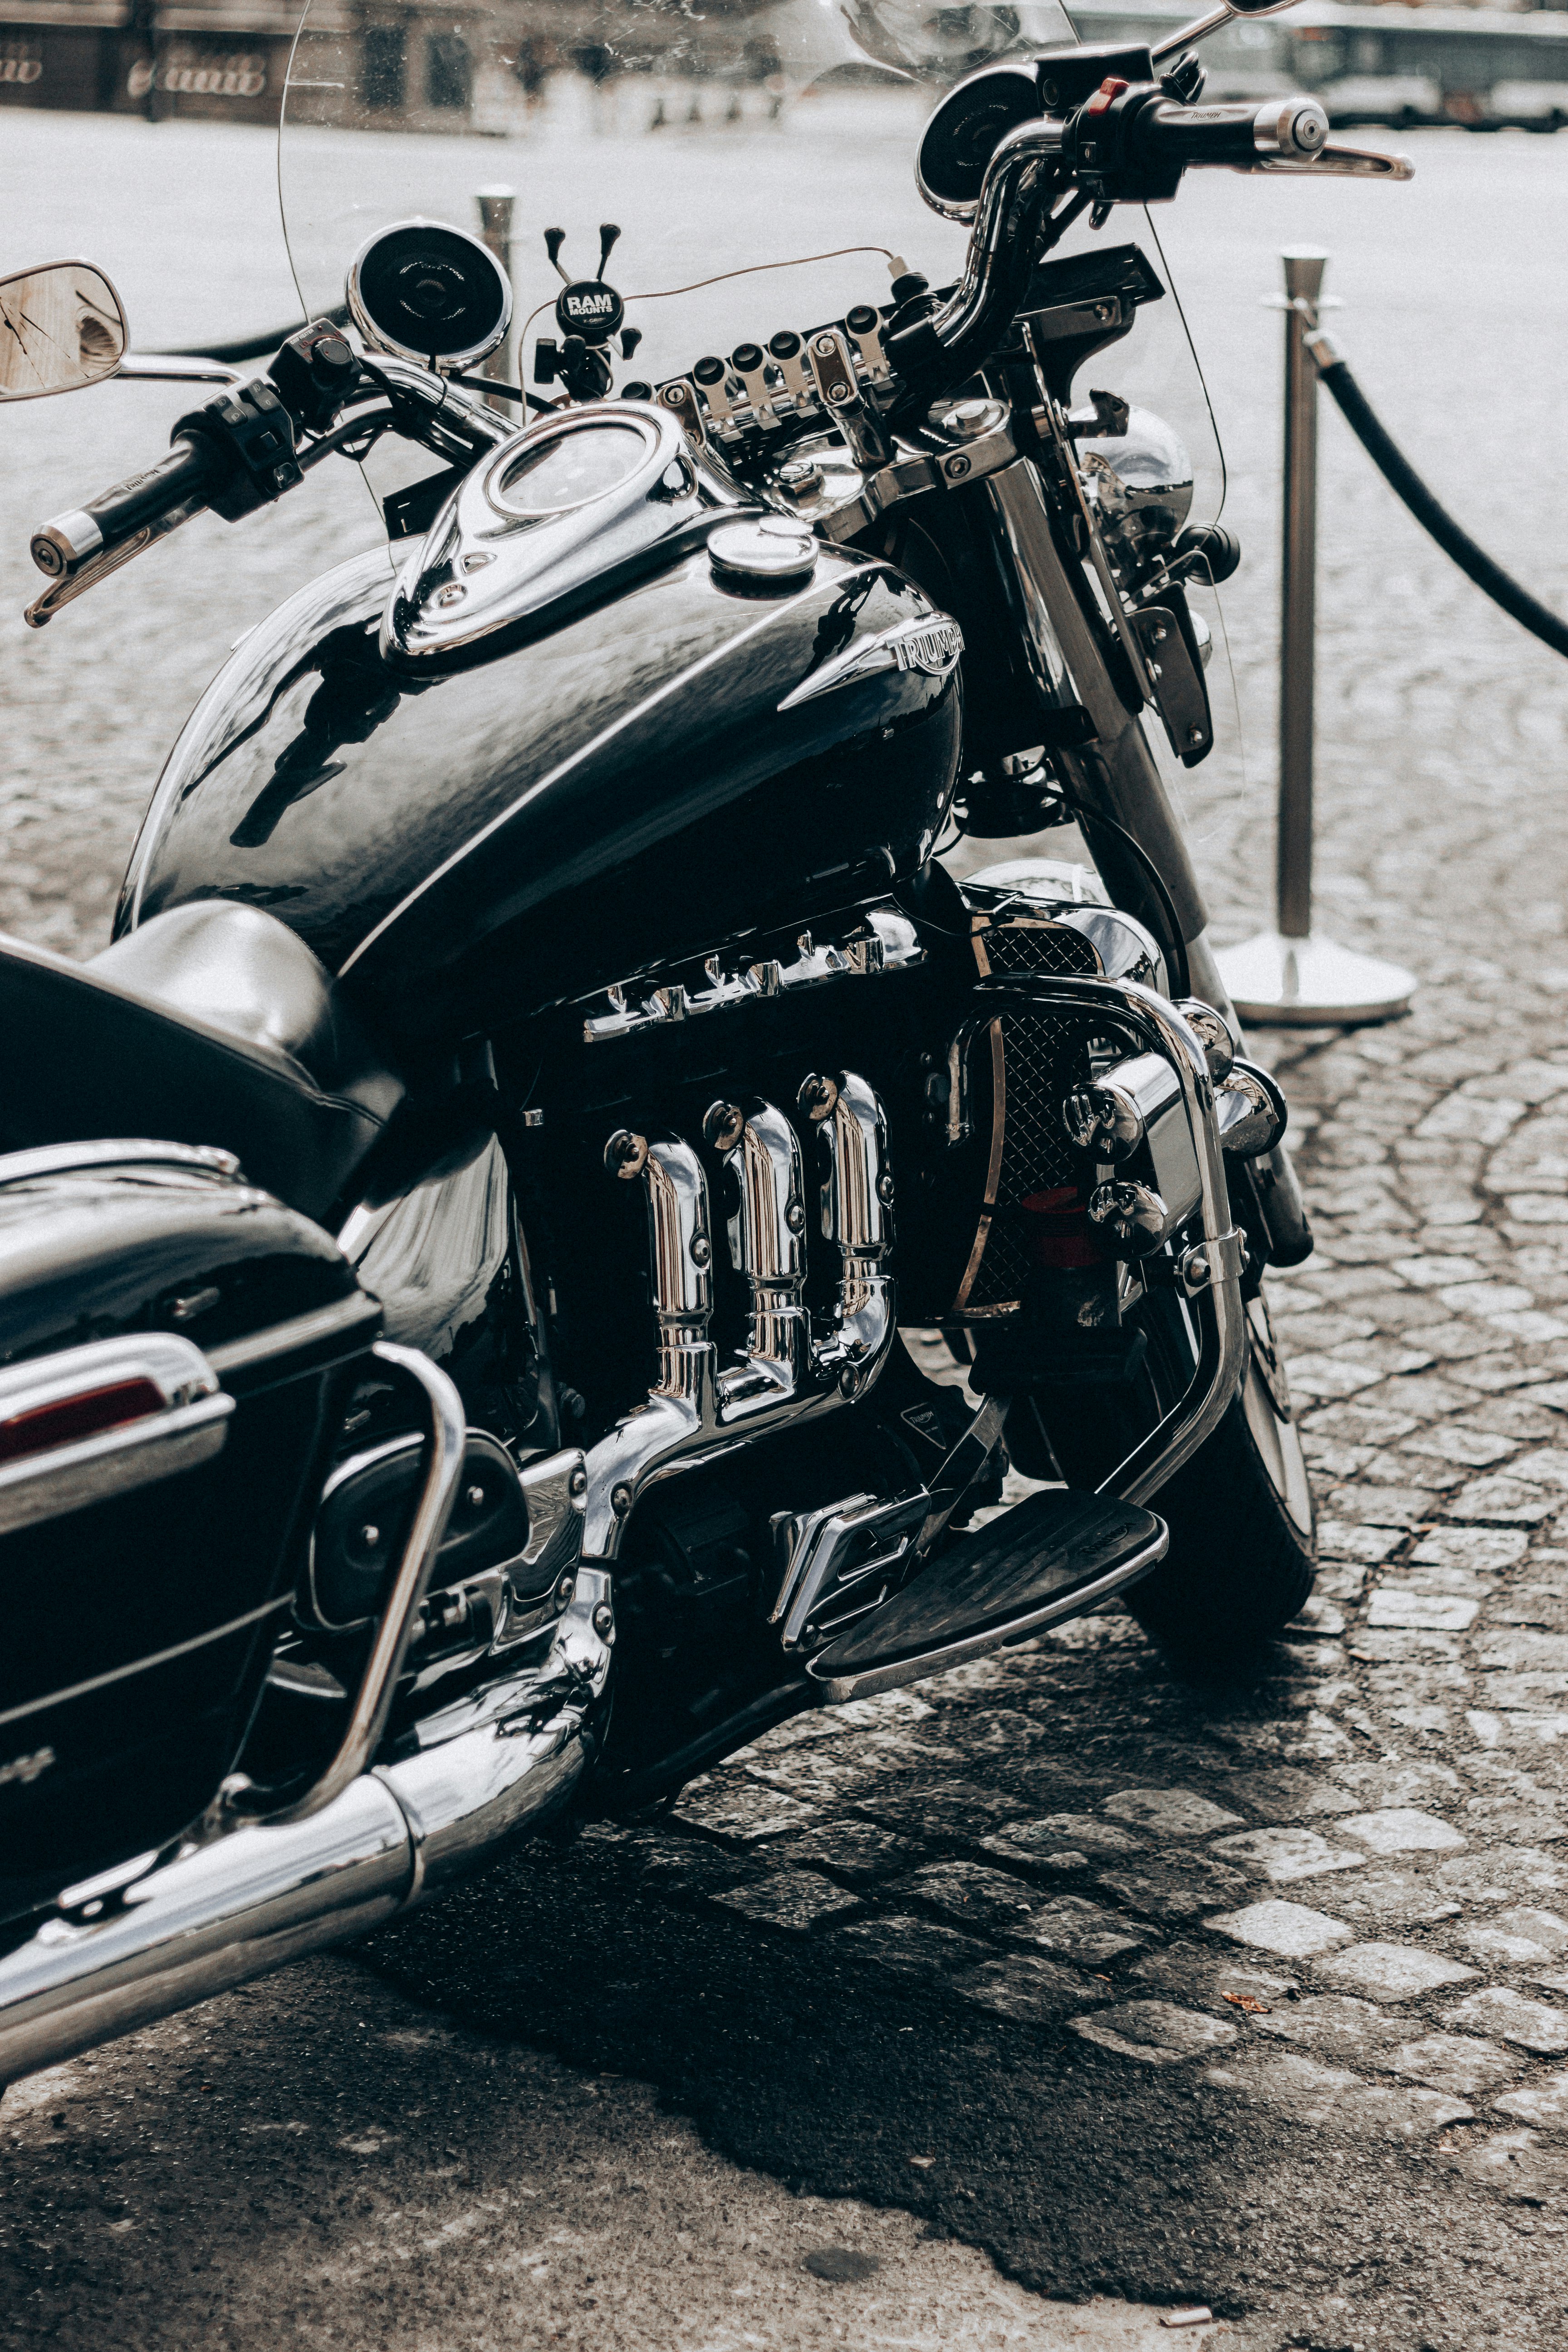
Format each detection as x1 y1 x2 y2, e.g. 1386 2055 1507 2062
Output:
952 922 1110 1320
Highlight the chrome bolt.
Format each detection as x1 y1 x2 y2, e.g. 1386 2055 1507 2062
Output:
604 1128 649 1180
569 1466 588 1499
703 1099 746 1152
691 1235 711 1267
1187 724 1205 747
938 398 998 440
358 1524 380 1550
877 1172 895 1205
611 1482 633 1517
798 1072 839 1123
465 1484 485 1511
554 1573 575 1610
785 1200 806 1232
523 1106 545 1128
813 334 836 357
592 1602 614 1638
945 454 971 480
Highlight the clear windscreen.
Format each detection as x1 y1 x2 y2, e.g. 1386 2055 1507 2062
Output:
278 3 1225 511
277 1 1239 818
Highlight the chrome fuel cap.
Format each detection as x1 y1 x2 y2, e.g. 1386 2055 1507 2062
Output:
707 517 818 590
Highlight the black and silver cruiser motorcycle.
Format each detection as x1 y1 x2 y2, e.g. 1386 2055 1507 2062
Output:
0 0 1409 2091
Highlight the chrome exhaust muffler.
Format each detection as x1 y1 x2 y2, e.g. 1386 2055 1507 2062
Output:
0 1573 611 2087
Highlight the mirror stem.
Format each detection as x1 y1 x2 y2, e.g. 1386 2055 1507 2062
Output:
1150 3 1234 61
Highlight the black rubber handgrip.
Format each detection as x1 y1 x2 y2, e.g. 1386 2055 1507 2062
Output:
80 438 215 543
1131 99 1260 170
31 438 215 577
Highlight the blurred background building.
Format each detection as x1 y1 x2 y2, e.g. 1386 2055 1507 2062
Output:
4 0 1568 142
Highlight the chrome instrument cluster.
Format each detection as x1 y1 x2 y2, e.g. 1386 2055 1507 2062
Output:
382 402 705 667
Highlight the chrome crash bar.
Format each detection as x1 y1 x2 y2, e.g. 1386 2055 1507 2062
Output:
974 972 1249 1506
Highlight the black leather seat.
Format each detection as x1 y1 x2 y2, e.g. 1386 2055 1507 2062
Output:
0 902 404 1222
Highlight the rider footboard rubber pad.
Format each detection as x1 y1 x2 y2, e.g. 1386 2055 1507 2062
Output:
806 1488 1167 1704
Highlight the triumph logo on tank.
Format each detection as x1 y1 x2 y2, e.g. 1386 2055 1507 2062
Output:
893 619 964 677
776 611 964 710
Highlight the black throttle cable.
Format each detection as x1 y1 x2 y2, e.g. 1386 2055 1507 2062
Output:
1307 327 1568 663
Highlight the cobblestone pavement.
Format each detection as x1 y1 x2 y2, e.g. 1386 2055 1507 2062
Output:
5 108 1568 2352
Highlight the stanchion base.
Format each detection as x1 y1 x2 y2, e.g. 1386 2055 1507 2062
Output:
1214 931 1416 1027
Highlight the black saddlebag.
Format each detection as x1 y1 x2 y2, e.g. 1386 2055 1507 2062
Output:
0 1143 382 1926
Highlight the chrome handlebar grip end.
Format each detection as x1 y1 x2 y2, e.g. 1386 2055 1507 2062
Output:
31 510 104 579
1252 98 1329 160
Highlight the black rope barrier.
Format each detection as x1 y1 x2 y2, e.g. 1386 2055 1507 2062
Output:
1309 332 1568 663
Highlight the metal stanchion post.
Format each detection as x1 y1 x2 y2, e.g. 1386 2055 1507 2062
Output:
474 186 517 416
1215 247 1416 1027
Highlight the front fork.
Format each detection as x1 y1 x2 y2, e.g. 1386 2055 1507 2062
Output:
976 446 1313 1273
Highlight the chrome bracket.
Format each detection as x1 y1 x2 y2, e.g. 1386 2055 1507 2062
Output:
770 1489 930 1651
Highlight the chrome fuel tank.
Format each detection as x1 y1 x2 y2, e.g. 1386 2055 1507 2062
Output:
117 526 962 1047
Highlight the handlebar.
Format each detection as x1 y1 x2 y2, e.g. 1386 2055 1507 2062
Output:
1127 95 1330 170
31 438 216 582
891 79 1407 405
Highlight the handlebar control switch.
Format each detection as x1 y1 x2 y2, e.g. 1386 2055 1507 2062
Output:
173 382 302 523
268 322 360 433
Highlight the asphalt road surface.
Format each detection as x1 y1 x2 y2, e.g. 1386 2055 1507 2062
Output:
5 101 1568 2352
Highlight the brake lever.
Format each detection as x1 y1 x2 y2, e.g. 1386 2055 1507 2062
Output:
24 501 202 629
1241 139 1413 181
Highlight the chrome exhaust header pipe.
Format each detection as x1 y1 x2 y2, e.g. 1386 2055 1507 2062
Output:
0 1567 612 2088
583 1074 898 1561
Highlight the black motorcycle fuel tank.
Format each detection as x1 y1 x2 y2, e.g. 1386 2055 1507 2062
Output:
117 523 963 1046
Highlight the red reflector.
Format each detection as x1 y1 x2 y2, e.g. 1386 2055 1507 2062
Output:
0 1377 166 1467
1019 1184 1113 1268
1022 1186 1082 1215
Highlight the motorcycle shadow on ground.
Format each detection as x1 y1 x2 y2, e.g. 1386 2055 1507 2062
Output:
352 1617 1526 2346
0 1625 1532 2348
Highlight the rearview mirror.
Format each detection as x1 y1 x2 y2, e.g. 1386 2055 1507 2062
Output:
0 261 127 402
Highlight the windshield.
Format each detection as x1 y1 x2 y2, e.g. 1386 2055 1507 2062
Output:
277 1 1226 529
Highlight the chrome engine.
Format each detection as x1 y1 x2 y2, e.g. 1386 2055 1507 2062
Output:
561 861 1281 1597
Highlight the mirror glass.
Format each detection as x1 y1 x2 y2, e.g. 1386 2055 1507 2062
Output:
1221 0 1304 17
0 262 127 402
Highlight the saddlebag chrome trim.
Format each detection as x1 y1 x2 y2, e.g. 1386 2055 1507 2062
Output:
0 1332 234 1538
206 1290 382 1382
0 1138 243 1190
